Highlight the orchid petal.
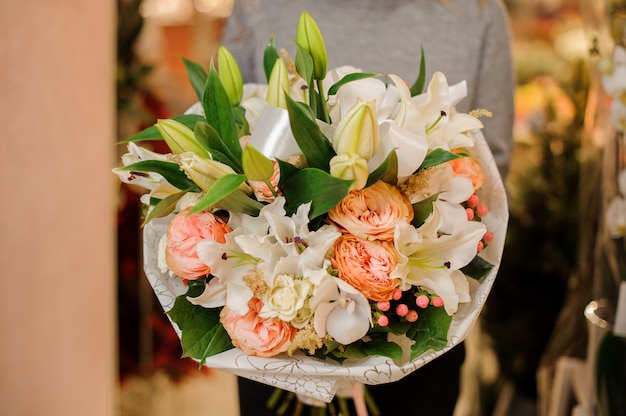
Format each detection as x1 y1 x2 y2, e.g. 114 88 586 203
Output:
187 278 228 308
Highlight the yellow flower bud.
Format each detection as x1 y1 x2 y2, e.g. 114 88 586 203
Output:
296 11 328 80
242 144 275 182
329 153 369 191
156 119 207 156
179 152 248 193
218 46 244 106
266 58 290 109
332 99 379 161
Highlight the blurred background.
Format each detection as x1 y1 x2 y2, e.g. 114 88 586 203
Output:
2 0 625 415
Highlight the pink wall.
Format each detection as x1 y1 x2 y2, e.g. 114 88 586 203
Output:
0 1 116 415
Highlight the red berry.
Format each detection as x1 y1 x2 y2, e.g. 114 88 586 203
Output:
392 288 403 301
416 295 430 309
432 297 444 307
476 204 489 218
477 241 484 252
483 231 494 243
396 304 409 317
377 315 389 326
466 208 475 221
406 310 418 322
377 301 391 312
467 194 479 207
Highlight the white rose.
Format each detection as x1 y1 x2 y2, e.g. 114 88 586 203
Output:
260 274 312 322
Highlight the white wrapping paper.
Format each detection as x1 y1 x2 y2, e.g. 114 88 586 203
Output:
142 123 508 403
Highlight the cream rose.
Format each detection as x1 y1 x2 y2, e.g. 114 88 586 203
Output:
327 180 414 241
331 234 400 301
220 298 296 358
260 274 312 323
165 208 232 280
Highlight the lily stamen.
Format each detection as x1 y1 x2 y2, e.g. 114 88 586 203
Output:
425 110 447 134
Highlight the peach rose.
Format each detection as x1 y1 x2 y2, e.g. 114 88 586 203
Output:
165 208 232 280
220 298 296 358
449 149 485 190
327 180 414 241
248 160 282 203
331 234 400 301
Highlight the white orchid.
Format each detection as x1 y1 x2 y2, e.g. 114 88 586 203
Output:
393 205 485 315
310 276 372 345
606 169 626 238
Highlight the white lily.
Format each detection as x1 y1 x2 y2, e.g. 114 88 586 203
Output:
393 206 485 315
113 142 180 199
193 226 257 315
404 163 475 235
325 66 399 124
403 72 482 151
310 276 372 345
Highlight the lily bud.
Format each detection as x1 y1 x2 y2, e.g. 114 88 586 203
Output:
266 58 290 109
296 11 327 80
332 99 379 160
218 46 243 106
156 119 207 156
329 153 369 191
242 144 275 182
179 152 249 193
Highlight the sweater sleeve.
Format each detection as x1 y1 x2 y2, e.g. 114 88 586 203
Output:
473 0 516 178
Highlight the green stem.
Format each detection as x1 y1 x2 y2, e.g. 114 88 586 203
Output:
316 79 330 123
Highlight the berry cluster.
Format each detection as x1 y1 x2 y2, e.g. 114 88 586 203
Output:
373 287 444 327
464 193 494 252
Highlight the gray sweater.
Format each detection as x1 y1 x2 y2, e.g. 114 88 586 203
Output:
222 0 515 176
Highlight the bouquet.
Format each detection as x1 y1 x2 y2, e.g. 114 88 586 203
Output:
114 11 507 404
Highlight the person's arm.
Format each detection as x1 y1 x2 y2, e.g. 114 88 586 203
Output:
474 0 515 178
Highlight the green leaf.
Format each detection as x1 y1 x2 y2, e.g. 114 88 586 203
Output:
167 287 234 365
119 160 200 191
218 189 263 217
284 94 336 171
420 148 464 170
121 114 206 143
276 158 300 180
366 150 398 187
327 72 380 96
461 255 495 281
409 45 426 97
405 306 452 361
328 338 403 363
263 36 280 83
189 174 248 214
411 194 439 228
142 191 187 226
233 106 250 136
182 57 207 102
280 167 352 219
194 121 243 172
202 63 242 162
